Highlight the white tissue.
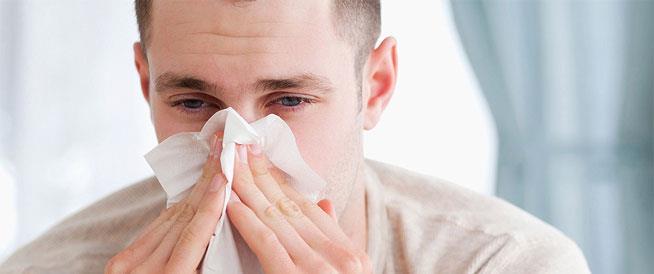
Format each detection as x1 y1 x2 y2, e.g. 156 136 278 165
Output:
144 107 326 274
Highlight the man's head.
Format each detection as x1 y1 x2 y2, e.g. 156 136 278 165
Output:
133 0 397 214
136 0 381 81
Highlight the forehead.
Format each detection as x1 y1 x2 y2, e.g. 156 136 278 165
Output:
147 0 353 86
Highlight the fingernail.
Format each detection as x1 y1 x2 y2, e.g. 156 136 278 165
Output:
210 175 225 192
249 143 262 155
213 136 223 160
237 145 248 164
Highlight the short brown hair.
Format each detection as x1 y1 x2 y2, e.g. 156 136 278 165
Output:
134 0 381 72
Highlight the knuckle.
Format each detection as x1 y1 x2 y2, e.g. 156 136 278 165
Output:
163 264 177 274
158 207 177 223
313 262 338 274
163 259 188 274
176 202 196 224
195 197 221 217
256 229 279 247
168 202 184 214
326 242 363 273
161 206 175 217
178 224 202 247
234 169 253 184
337 251 363 273
104 255 129 274
356 250 372 270
131 264 156 274
276 198 302 218
297 199 315 212
200 164 217 183
264 204 283 220
251 160 269 176
271 169 290 184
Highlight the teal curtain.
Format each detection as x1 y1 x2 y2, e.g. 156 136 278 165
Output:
450 1 653 273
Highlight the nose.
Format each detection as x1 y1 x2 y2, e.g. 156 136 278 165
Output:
226 101 265 124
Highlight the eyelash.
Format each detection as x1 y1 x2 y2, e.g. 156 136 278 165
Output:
170 99 215 115
170 96 315 115
266 96 315 112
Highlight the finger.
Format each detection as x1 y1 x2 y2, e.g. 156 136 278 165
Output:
232 145 317 263
133 202 180 242
184 132 224 210
280 185 370 272
106 212 178 273
245 144 299 219
166 178 227 273
227 201 296 273
140 174 226 268
279 182 355 250
246 145 356 270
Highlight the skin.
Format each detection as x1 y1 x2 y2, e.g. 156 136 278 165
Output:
106 0 397 272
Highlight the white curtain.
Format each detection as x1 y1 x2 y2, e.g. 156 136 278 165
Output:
451 1 654 273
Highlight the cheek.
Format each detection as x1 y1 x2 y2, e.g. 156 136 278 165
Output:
151 100 206 142
289 98 363 181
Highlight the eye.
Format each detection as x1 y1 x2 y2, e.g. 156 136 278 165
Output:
170 98 217 115
181 99 205 109
268 95 317 113
277 96 303 107
271 96 314 108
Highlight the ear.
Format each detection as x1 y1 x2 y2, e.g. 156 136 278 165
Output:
133 42 151 103
362 37 398 130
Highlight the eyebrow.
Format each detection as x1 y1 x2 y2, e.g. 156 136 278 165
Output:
155 72 334 94
254 73 334 94
155 72 221 93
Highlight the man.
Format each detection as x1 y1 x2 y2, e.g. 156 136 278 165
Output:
0 0 590 273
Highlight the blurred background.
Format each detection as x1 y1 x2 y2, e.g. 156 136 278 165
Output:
0 1 652 273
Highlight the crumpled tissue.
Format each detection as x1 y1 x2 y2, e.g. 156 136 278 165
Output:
144 107 326 274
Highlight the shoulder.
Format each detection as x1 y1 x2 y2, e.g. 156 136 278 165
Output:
0 177 165 274
365 159 590 273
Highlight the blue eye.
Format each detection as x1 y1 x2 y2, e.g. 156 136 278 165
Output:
269 96 315 112
181 99 205 109
278 97 303 107
170 98 217 116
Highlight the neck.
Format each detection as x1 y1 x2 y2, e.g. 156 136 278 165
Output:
337 160 368 252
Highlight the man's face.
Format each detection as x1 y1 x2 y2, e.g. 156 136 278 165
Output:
139 1 366 208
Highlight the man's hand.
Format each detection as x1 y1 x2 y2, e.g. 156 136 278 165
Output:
228 144 372 274
105 132 227 274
